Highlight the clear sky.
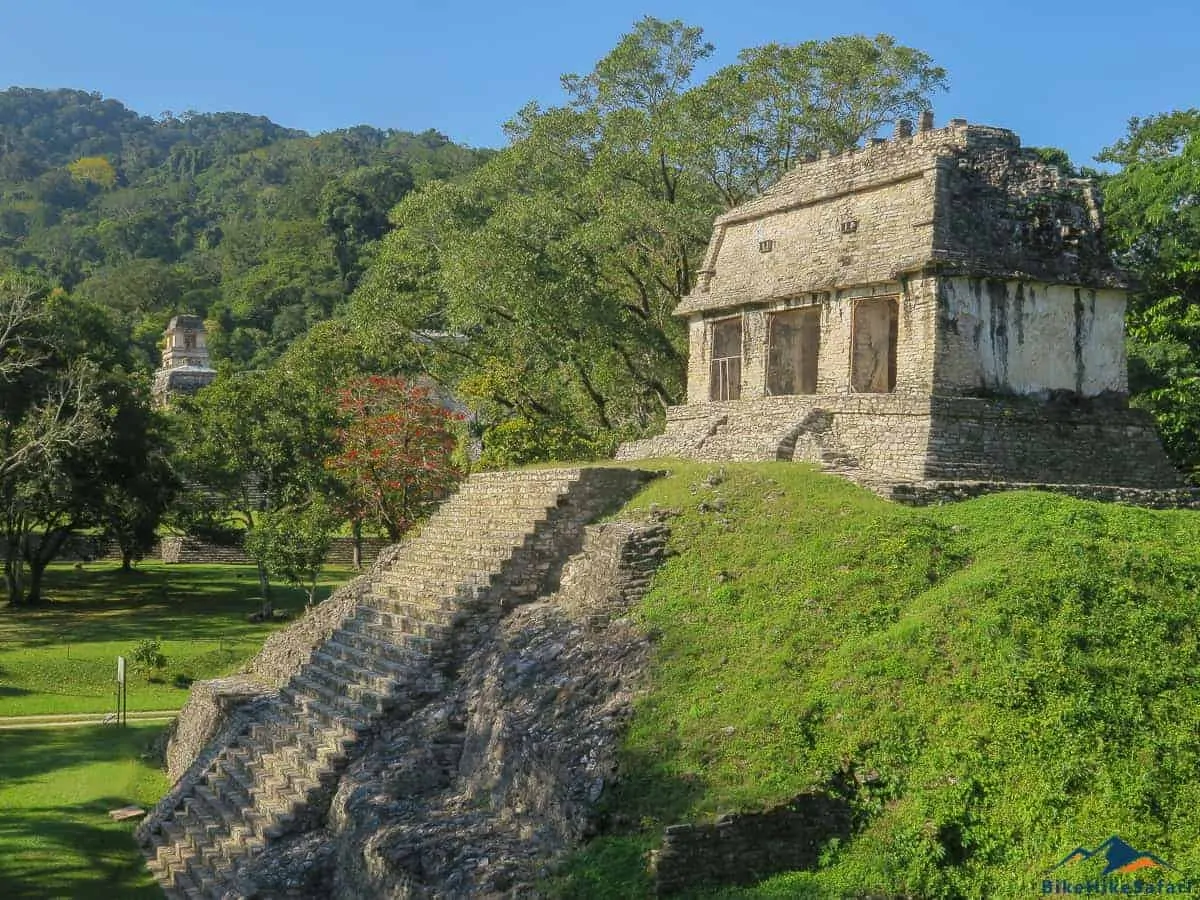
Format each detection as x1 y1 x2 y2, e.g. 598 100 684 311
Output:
2 0 1196 167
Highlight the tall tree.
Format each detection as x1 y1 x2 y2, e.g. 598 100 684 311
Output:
170 370 338 618
0 275 106 605
355 19 947 459
1099 110 1200 478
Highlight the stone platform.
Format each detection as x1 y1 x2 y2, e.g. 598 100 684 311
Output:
617 394 1188 496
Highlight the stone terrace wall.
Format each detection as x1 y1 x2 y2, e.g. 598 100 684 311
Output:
618 394 1185 491
651 793 853 895
157 536 390 567
891 481 1200 509
164 675 273 782
923 397 1185 487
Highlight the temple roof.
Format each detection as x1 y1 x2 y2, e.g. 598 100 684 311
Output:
676 120 1129 317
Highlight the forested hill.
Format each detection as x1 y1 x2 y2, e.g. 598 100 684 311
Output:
0 87 491 369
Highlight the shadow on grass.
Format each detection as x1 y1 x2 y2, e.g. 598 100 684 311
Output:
0 726 166 898
0 564 352 649
0 800 161 899
0 724 159 789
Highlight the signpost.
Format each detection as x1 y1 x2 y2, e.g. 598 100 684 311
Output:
115 656 127 728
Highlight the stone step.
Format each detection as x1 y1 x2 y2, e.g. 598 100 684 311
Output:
375 568 503 594
379 573 496 602
247 711 355 775
280 682 373 733
289 667 389 717
318 634 421 682
335 616 437 657
338 613 447 650
422 508 552 528
358 603 458 630
383 543 528 567
309 646 398 695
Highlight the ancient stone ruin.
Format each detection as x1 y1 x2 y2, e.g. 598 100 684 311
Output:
153 314 217 406
619 115 1188 498
139 466 667 898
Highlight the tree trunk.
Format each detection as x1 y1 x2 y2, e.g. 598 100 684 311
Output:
121 550 133 572
3 555 23 606
24 529 68 605
26 558 46 605
257 563 273 620
351 519 363 570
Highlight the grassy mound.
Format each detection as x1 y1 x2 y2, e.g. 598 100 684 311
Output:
557 462 1200 898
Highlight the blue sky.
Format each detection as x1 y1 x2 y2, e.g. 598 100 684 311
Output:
2 0 1196 166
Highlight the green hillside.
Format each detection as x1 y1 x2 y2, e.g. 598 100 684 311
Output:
556 462 1200 898
0 87 490 370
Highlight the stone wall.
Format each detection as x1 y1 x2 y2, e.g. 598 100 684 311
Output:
618 394 1186 491
156 536 389 567
935 277 1127 397
164 676 273 782
923 397 1183 487
651 793 853 895
891 480 1200 509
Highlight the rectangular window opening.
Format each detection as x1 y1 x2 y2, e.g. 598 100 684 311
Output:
709 317 742 402
851 297 899 393
767 307 821 395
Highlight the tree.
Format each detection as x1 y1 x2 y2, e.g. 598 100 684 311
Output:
355 19 947 456
66 156 118 189
0 275 106 605
99 393 179 570
171 368 338 619
244 497 339 611
325 377 464 542
681 35 946 206
1099 110 1200 478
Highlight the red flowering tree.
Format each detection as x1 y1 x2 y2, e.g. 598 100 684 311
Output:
325 377 465 552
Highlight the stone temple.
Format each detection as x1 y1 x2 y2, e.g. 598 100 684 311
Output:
153 314 217 405
619 114 1185 494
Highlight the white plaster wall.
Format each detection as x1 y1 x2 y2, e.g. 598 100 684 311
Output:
936 277 1127 396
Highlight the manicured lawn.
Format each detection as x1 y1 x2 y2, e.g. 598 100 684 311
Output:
0 562 356 898
0 563 354 717
0 724 170 899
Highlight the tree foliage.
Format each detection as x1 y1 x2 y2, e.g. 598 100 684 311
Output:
1100 110 1200 477
325 377 464 540
355 18 947 457
244 497 339 610
0 89 491 370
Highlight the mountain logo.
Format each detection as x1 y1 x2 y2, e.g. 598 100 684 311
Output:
1050 836 1178 876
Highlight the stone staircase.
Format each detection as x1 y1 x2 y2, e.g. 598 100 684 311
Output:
138 466 655 900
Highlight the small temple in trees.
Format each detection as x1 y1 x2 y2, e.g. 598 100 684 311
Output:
620 113 1184 493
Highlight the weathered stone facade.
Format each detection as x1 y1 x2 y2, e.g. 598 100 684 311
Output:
620 116 1186 493
153 315 217 405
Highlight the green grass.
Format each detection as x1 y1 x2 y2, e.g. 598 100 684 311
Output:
0 563 355 898
0 563 354 717
550 462 1200 899
0 724 170 899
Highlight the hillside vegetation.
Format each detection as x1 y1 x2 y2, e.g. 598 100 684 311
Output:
0 87 489 369
555 462 1200 898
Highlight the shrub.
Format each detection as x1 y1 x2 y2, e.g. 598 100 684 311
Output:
130 638 166 674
